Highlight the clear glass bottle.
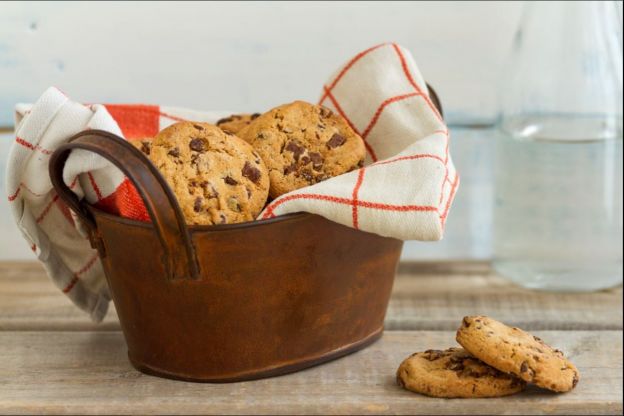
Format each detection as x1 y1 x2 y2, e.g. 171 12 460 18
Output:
494 1 623 291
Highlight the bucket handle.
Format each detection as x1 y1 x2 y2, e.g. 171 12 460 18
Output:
49 130 200 280
426 84 443 117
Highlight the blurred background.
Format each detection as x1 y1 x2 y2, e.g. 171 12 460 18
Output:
0 1 622 262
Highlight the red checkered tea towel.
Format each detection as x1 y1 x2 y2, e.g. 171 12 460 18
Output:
5 43 458 321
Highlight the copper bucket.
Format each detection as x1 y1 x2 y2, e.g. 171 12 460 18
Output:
48 92 440 382
48 131 401 382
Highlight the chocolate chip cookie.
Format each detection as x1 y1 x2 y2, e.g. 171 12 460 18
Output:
216 113 261 135
397 348 525 398
237 101 366 198
456 316 580 392
149 122 269 225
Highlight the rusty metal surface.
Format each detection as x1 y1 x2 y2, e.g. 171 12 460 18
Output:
50 131 403 382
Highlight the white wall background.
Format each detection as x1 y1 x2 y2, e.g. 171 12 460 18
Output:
0 1 527 126
0 1 530 260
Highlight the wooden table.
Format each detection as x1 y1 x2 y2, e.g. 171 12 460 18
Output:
1 262 621 415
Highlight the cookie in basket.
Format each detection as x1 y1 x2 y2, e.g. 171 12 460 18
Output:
397 348 526 398
149 122 269 225
217 113 261 134
237 101 365 198
456 316 580 392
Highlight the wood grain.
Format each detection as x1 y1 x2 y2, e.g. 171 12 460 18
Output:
388 267 623 331
0 330 620 415
0 262 620 331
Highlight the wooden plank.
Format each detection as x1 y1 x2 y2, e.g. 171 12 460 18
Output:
0 262 621 331
0 330 620 415
0 262 119 331
387 268 623 331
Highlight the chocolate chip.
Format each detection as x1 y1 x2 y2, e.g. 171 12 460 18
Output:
216 117 233 125
449 355 464 363
300 156 311 165
447 362 464 371
572 373 579 387
462 317 471 328
242 161 261 184
319 106 333 118
227 197 240 212
326 133 346 148
309 152 323 169
224 176 238 185
193 197 203 212
284 163 297 175
168 147 180 157
189 138 206 152
520 361 534 378
200 181 218 198
193 124 205 130
191 153 200 165
251 113 260 119
140 141 151 155
285 141 305 160
423 350 444 361
219 213 227 224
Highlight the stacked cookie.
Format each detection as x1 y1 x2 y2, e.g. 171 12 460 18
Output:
397 316 580 398
132 101 365 225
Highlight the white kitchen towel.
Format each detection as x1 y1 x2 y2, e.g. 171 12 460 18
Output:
5 43 458 321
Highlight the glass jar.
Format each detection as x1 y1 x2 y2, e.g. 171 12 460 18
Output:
493 1 623 291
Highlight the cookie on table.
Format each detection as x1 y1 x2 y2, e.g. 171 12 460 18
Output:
396 348 525 398
149 122 269 225
216 113 261 135
237 101 366 199
130 138 153 156
456 316 580 392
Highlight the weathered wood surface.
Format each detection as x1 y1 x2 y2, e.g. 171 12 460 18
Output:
0 261 621 415
0 262 620 331
0 330 620 415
